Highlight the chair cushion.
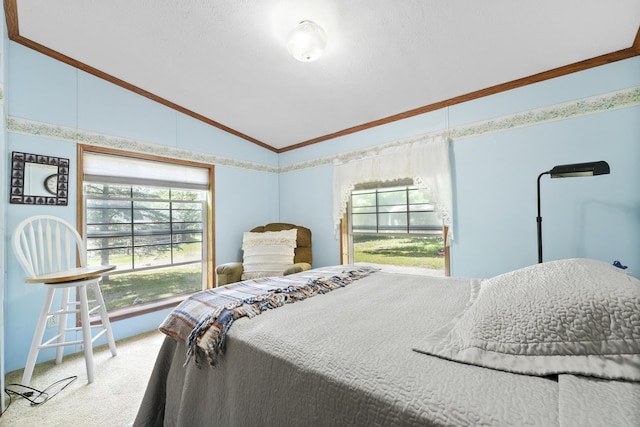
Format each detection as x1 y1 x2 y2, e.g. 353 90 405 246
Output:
241 228 297 280
251 223 312 265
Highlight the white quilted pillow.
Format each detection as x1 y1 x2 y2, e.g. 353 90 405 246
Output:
241 229 297 280
414 258 640 381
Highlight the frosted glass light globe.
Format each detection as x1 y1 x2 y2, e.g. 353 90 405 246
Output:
286 20 326 62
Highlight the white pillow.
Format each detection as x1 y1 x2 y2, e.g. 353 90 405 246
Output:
241 229 297 280
414 258 640 381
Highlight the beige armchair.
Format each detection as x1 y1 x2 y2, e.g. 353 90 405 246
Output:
216 223 312 286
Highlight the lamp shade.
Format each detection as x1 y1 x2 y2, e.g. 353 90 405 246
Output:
549 161 610 178
286 20 326 62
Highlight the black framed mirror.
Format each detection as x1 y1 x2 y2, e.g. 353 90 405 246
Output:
10 152 69 205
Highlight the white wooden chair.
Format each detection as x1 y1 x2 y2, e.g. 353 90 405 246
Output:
12 215 117 386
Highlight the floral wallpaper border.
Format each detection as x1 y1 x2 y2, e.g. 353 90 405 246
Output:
7 117 279 173
281 85 640 173
7 86 639 175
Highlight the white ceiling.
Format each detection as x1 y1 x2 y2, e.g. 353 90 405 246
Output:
11 0 640 151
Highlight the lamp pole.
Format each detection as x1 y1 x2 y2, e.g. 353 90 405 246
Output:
536 171 549 264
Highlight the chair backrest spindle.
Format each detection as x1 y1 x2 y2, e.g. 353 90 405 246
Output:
13 215 86 279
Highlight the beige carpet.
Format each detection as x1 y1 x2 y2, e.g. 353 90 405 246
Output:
1 330 165 427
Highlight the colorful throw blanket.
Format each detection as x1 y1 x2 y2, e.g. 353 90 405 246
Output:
159 265 379 368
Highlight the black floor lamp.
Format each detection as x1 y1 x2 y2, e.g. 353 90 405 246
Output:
536 161 610 263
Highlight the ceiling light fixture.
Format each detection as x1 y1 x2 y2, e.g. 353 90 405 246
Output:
286 20 326 62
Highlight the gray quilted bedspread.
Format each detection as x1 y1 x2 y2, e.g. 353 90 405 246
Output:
134 271 639 426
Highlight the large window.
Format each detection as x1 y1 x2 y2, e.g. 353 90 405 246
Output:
79 146 213 318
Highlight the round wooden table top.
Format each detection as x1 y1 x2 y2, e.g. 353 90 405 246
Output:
24 265 116 284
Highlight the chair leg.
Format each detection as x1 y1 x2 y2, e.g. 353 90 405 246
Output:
78 285 95 383
55 287 70 364
22 288 56 386
92 281 117 357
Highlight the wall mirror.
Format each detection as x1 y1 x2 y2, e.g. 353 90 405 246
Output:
10 152 69 205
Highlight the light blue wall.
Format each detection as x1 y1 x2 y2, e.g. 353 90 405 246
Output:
279 165 337 267
3 42 280 373
2 35 639 376
215 165 281 264
279 56 640 278
451 107 639 277
0 1 6 409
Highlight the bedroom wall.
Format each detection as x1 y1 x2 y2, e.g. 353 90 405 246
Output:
2 42 281 373
0 1 7 409
279 56 640 279
2 35 639 375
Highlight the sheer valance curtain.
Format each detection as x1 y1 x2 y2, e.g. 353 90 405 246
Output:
332 134 454 243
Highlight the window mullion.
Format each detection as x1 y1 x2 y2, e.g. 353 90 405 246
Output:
169 191 174 266
130 186 135 270
405 187 410 234
375 189 380 233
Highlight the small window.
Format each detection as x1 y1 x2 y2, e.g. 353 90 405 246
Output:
348 184 447 276
351 186 443 235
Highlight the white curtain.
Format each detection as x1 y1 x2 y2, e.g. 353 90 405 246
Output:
332 134 453 243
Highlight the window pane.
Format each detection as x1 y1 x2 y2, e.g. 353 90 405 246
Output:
87 209 133 226
379 205 407 213
87 247 133 271
409 203 434 212
86 198 132 208
134 234 171 246
378 213 407 230
171 190 205 201
86 235 132 250
352 192 376 208
134 244 171 268
133 202 170 224
134 215 170 226
132 186 169 199
172 232 202 244
84 183 131 197
86 223 132 240
408 188 430 204
410 212 442 230
352 213 377 232
172 223 203 234
352 206 377 214
378 189 406 206
172 242 203 263
172 203 203 222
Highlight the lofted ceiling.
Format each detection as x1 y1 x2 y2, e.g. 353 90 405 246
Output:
6 0 640 152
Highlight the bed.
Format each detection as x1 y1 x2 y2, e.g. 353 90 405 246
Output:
133 258 640 426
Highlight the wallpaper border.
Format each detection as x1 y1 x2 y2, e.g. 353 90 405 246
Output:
281 85 640 173
6 117 279 173
6 85 639 174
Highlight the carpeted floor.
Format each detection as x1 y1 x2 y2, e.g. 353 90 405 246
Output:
1 330 164 427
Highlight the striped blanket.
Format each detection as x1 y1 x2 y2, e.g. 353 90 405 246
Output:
159 265 379 368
